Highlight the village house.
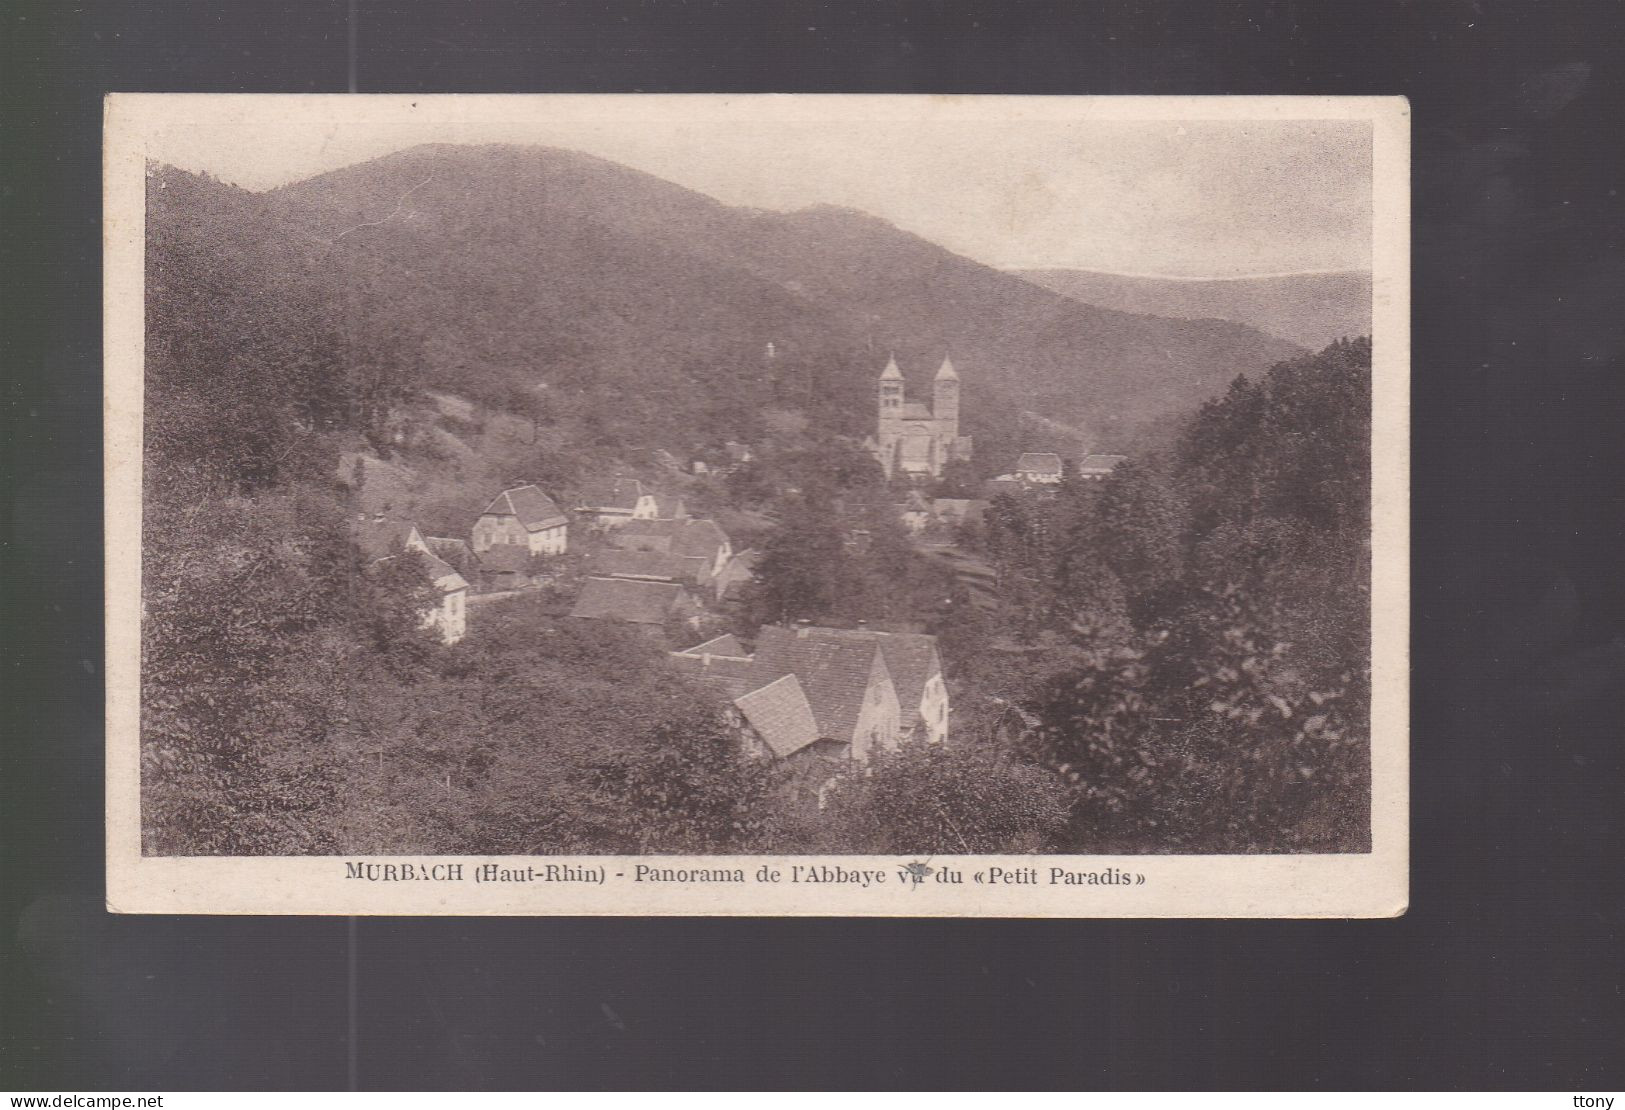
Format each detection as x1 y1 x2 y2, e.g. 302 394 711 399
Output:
749 625 902 764
668 633 869 808
668 622 949 807
472 484 569 555
666 641 761 697
424 535 475 579
787 626 949 746
352 517 469 644
584 548 711 588
1014 452 1065 484
574 477 658 528
1077 453 1128 480
608 517 733 580
568 575 698 635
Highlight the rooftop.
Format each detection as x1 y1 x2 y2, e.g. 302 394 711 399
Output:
482 484 567 530
576 477 646 512
351 518 422 562
678 633 747 657
788 626 942 731
733 674 822 759
754 625 893 744
569 577 688 624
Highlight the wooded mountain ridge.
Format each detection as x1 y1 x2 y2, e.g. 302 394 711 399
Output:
151 142 1302 466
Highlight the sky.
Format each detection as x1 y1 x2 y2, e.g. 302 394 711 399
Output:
136 96 1374 279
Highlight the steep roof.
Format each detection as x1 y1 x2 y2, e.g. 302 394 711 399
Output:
899 402 935 421
576 477 646 512
792 627 942 731
879 354 905 381
351 519 423 561
678 633 746 657
754 625 893 745
422 552 469 595
481 484 567 530
666 649 760 698
569 577 688 624
425 536 472 563
1079 453 1128 473
733 674 822 759
1016 452 1064 475
935 354 959 381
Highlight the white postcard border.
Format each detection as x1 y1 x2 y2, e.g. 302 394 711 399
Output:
105 94 1409 917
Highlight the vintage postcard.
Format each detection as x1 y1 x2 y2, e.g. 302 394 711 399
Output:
105 94 1408 916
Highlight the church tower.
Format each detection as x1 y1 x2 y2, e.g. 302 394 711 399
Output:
933 353 960 442
878 353 905 440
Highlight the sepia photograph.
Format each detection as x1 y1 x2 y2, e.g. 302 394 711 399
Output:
104 95 1408 915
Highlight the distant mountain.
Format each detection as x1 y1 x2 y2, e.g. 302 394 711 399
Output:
150 144 1302 469
1013 268 1371 352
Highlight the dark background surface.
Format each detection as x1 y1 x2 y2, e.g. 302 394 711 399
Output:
3 0 1622 1090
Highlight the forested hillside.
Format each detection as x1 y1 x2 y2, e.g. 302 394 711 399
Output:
151 144 1298 467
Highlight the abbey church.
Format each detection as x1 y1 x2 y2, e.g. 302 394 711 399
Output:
866 354 974 479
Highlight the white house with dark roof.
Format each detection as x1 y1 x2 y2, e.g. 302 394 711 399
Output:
574 477 657 528
789 626 948 745
609 518 733 580
751 625 900 764
472 484 569 555
1014 452 1065 484
352 517 469 644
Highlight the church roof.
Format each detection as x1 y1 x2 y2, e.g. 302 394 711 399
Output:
879 354 905 381
935 354 959 381
899 402 935 420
